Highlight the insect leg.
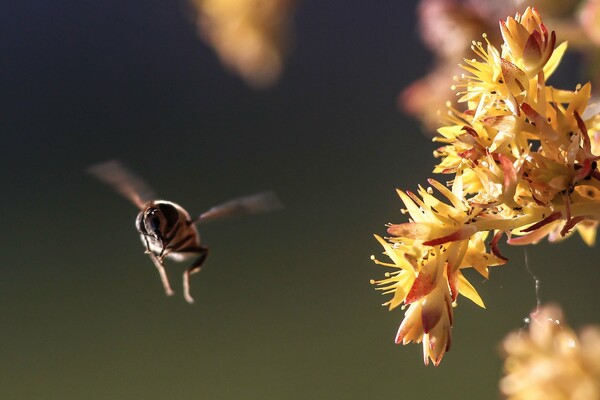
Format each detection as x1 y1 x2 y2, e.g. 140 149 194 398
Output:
182 246 209 304
147 252 175 297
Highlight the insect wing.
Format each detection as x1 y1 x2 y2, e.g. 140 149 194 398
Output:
88 160 156 209
195 191 283 223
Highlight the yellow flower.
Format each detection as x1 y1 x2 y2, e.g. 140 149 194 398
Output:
499 7 557 78
373 7 600 365
500 304 600 399
372 180 504 365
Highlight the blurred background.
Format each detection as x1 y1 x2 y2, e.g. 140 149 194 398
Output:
2 0 599 398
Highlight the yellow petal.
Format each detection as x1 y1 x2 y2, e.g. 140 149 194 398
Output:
428 179 466 211
501 58 528 96
543 41 567 79
386 271 415 310
566 82 592 117
458 273 486 308
374 235 413 272
397 189 426 223
576 223 597 246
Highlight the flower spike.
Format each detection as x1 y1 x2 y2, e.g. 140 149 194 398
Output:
373 7 600 365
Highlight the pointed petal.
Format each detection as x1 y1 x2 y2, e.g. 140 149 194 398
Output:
395 302 423 344
397 189 426 223
576 222 598 246
543 41 567 78
458 273 486 308
405 262 438 304
490 231 509 262
423 225 477 246
421 288 444 333
567 83 592 118
428 178 465 211
508 222 557 245
386 271 416 310
521 211 562 232
373 234 414 272
522 32 542 71
501 58 529 96
447 266 459 302
483 115 517 132
497 153 518 206
386 222 432 240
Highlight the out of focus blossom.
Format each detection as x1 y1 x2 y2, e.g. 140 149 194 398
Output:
579 0 600 46
190 0 296 88
400 0 520 131
500 304 600 399
402 0 596 132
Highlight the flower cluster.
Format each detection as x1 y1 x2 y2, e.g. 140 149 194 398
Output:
403 0 600 132
500 305 600 399
373 7 600 365
400 0 519 131
190 0 295 88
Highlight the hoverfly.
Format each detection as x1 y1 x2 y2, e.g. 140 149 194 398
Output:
89 160 282 304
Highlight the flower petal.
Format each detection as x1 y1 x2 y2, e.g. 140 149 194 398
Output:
543 41 567 78
457 272 485 308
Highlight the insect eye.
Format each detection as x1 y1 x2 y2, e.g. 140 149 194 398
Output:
143 208 163 236
158 203 180 226
135 212 146 233
148 215 160 232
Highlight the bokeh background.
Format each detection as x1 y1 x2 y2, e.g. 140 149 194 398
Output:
2 1 599 399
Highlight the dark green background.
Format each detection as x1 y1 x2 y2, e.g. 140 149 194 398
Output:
2 1 598 398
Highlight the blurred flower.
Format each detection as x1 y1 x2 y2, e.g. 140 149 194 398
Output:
400 0 520 131
373 7 600 365
190 0 296 88
401 0 596 133
579 0 600 46
500 304 600 399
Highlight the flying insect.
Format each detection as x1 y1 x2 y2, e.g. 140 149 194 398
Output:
89 160 282 304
